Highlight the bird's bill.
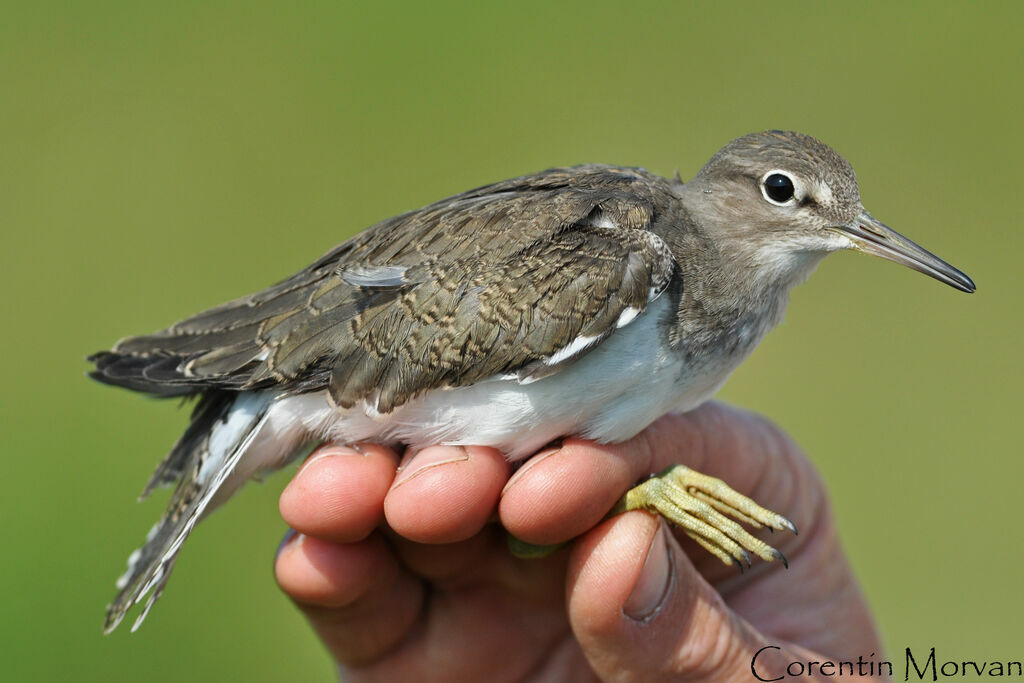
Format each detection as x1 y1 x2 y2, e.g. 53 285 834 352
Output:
834 212 976 293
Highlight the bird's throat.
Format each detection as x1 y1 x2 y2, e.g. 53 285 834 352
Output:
667 231 824 361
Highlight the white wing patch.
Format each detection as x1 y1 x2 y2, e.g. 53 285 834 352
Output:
616 306 640 328
543 334 602 366
534 307 645 372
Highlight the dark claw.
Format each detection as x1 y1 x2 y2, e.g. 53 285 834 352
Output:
740 549 752 568
771 548 789 569
780 517 798 535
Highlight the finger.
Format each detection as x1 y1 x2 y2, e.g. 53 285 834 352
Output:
384 445 510 544
567 511 787 682
274 531 423 666
500 439 647 545
386 525 567 603
348 530 575 682
279 443 400 543
275 530 392 608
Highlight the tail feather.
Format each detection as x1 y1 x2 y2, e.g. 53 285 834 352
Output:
104 392 272 634
139 393 232 501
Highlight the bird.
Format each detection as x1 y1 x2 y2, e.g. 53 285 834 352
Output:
90 130 975 633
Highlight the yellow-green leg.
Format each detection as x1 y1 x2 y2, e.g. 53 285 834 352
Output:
509 464 795 567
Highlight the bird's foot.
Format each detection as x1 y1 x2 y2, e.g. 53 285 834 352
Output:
614 464 796 569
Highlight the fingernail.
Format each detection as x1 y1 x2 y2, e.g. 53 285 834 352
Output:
392 445 469 487
275 529 305 558
624 521 673 621
502 447 562 494
298 445 366 475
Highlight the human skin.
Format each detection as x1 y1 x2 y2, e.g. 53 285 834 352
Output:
274 402 888 681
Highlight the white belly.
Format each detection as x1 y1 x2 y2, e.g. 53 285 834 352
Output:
262 297 740 462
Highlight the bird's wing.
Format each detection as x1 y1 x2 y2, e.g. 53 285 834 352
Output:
89 165 680 411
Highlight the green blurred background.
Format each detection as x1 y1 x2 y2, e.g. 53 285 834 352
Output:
2 1 1020 680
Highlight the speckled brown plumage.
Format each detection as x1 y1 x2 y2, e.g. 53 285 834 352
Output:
91 164 679 412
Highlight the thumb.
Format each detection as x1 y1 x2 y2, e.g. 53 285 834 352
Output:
566 512 789 682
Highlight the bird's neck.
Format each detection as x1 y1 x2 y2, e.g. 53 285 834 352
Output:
660 183 826 356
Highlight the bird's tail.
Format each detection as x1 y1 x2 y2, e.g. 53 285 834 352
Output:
104 391 275 634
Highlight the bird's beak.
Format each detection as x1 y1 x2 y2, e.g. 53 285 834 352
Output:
833 211 976 293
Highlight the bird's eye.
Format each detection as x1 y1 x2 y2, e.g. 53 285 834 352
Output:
762 173 796 205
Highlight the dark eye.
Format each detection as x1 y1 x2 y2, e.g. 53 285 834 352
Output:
762 173 795 204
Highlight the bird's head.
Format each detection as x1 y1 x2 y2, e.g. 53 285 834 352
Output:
683 130 975 293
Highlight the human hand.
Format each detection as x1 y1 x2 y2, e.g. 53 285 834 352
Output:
275 402 887 681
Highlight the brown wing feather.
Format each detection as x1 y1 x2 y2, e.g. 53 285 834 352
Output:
89 165 681 409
